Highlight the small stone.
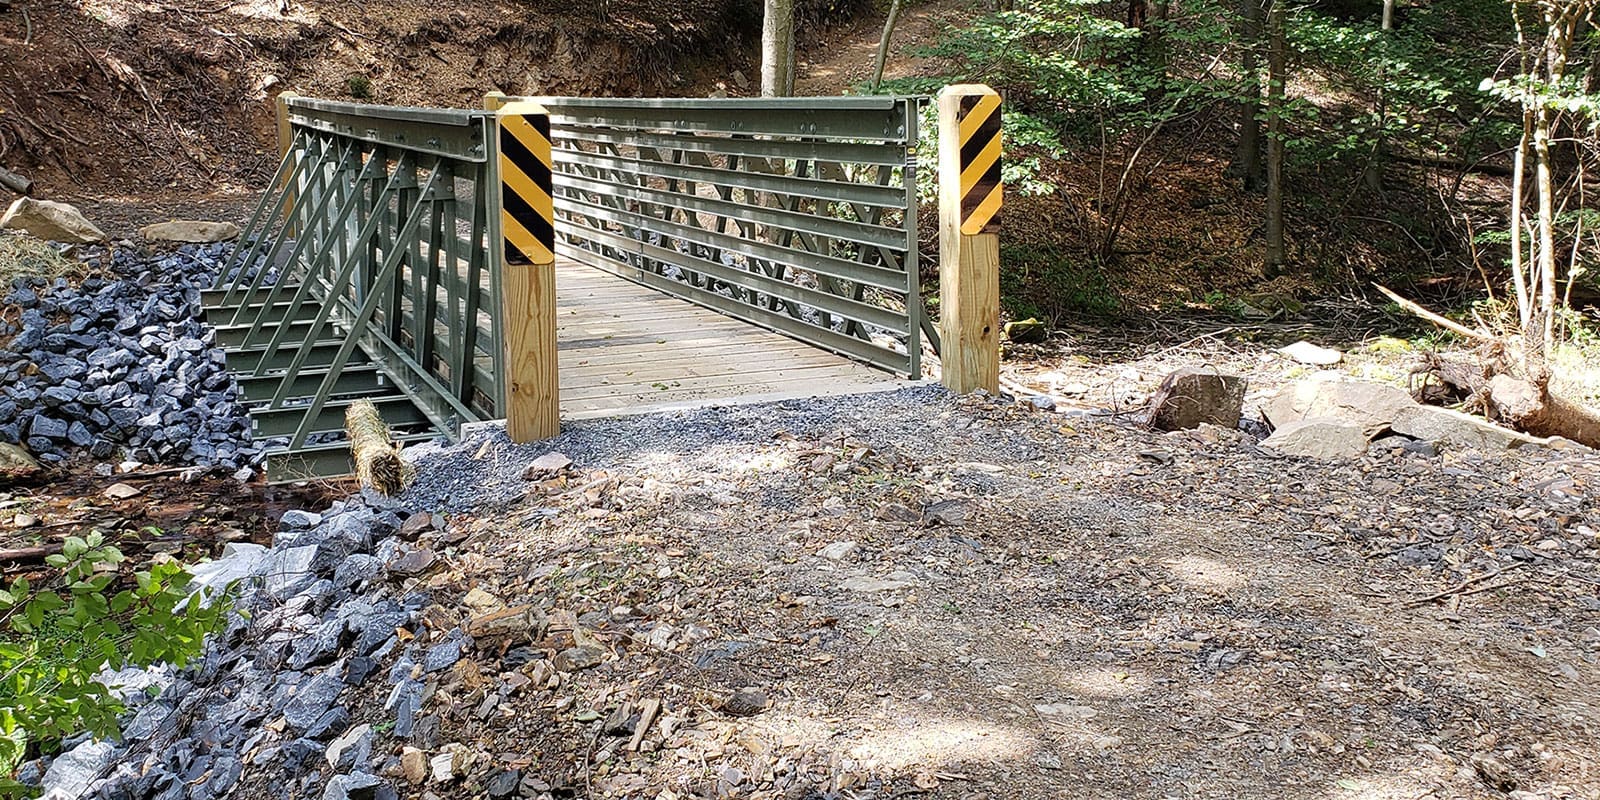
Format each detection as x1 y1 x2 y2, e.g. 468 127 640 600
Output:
922 499 970 527
722 687 769 717
396 511 439 540
1278 340 1343 365
520 452 573 479
552 645 603 672
485 769 519 799
460 587 503 613
874 502 921 523
325 723 372 767
400 747 428 785
320 771 382 800
424 639 462 672
465 605 540 645
388 548 437 577
284 673 344 732
429 750 459 783
817 541 858 561
280 509 322 529
104 482 142 499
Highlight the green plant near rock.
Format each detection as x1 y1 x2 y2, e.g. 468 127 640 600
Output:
0 532 230 798
346 74 373 100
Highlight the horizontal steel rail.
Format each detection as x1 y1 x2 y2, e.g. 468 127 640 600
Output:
519 94 926 377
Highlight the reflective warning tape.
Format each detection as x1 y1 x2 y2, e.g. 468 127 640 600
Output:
957 93 1002 236
498 107 555 264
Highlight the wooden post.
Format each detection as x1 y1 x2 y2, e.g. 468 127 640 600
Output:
276 90 299 236
483 91 508 113
492 99 560 441
937 84 1002 394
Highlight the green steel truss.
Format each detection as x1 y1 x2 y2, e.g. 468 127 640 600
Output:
523 95 933 376
206 99 505 481
209 95 929 480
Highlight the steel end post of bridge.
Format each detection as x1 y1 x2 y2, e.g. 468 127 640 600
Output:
485 92 561 442
936 83 1003 395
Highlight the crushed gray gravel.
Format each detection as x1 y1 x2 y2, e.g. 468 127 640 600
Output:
402 384 1052 512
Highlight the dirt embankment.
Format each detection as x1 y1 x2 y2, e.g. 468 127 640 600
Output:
0 0 838 198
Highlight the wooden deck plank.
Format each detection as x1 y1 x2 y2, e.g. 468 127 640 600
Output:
554 259 900 417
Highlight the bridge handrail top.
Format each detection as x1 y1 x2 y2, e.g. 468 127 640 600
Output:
512 95 923 111
286 96 488 127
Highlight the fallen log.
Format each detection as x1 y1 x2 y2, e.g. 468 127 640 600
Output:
0 165 32 196
1486 375 1600 448
0 543 63 563
346 399 404 495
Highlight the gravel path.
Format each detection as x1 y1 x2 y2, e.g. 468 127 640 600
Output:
377 386 1599 799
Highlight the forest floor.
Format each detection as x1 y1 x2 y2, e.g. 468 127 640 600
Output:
370 385 1600 800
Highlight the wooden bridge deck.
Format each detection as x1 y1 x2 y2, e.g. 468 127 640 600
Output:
555 259 904 418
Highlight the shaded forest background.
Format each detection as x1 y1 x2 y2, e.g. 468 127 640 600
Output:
0 0 1596 322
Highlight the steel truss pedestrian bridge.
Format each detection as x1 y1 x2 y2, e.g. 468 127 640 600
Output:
203 88 1003 480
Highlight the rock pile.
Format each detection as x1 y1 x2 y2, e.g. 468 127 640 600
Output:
0 243 266 470
28 492 448 800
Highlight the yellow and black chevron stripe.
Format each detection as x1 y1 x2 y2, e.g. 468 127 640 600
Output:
957 93 1002 236
499 112 555 264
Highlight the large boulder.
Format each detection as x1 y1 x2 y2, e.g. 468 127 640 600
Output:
1146 368 1246 431
138 220 241 243
1261 417 1369 460
1265 377 1416 438
0 197 105 243
1390 405 1546 451
0 443 41 483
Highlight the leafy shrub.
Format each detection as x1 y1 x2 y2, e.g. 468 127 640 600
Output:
346 74 373 100
0 532 229 797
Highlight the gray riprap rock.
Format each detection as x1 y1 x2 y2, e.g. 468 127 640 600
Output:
0 197 106 243
1146 368 1246 431
321 771 383 800
1265 377 1416 438
188 542 267 599
1390 405 1546 451
258 545 319 598
41 738 120 799
1260 417 1369 460
424 638 462 672
284 672 344 732
333 554 383 590
138 221 241 243
280 509 322 529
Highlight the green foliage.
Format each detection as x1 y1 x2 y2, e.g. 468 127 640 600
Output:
346 74 373 100
0 532 229 796
999 243 1120 320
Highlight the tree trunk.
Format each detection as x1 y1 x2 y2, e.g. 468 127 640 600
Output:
1363 0 1395 194
1229 0 1265 191
761 0 797 97
1264 0 1287 274
869 0 904 93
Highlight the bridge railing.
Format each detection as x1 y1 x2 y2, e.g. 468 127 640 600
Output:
510 94 932 378
208 95 517 475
